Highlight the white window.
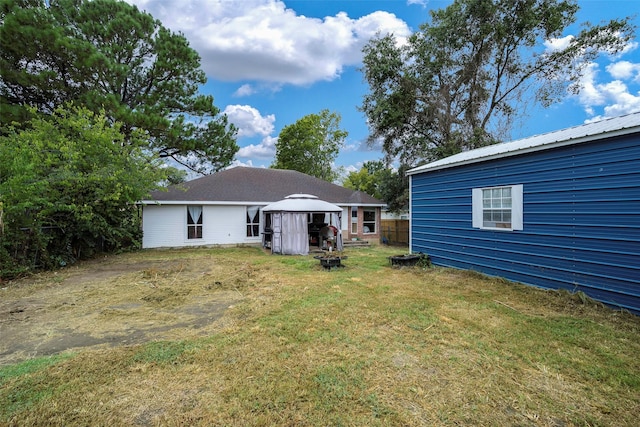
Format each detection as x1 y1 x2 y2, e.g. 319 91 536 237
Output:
472 185 523 231
351 207 358 234
187 206 203 239
363 208 376 233
246 206 260 237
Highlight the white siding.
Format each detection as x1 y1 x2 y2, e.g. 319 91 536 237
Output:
142 204 263 248
203 205 262 245
142 205 184 248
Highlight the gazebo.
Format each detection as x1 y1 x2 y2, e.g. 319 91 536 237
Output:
261 194 343 255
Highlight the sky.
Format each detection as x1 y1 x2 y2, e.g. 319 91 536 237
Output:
126 0 640 177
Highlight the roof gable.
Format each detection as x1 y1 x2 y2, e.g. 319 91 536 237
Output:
408 112 640 175
144 167 385 206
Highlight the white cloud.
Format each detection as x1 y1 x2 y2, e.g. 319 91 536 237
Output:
542 27 640 122
357 136 384 152
544 35 574 52
620 39 639 56
223 105 275 138
577 63 607 107
576 61 640 122
606 60 640 82
128 0 411 85
545 31 637 58
218 105 280 160
233 84 256 97
344 164 359 173
342 142 359 153
237 135 278 159
607 32 638 57
233 82 283 97
228 159 255 168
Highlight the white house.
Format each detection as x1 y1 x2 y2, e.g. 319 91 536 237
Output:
139 167 386 249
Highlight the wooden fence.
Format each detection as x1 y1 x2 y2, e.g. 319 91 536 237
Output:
380 219 409 246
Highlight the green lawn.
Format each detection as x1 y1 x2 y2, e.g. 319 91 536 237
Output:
1 246 638 426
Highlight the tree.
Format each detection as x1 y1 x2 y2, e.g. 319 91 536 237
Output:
272 109 347 182
0 0 238 174
360 0 634 166
0 106 166 277
342 161 389 200
378 165 411 213
343 161 410 212
342 160 409 211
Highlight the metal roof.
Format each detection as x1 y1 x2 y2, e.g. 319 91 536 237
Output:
407 112 640 175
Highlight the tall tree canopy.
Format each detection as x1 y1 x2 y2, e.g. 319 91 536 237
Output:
344 162 410 212
0 106 166 277
342 161 389 200
272 109 347 182
360 0 634 166
0 0 238 174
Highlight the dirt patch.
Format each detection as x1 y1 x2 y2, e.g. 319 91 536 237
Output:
0 252 248 366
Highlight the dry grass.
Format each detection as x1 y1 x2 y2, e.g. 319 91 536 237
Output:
1 245 639 426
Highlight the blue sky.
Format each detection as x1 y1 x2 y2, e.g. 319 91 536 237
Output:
128 0 640 177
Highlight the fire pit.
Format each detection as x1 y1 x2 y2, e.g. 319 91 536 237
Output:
314 255 347 270
388 253 429 267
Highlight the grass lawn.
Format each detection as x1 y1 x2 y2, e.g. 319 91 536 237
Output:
1 245 638 426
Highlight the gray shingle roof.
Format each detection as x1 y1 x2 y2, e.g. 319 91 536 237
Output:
144 167 385 206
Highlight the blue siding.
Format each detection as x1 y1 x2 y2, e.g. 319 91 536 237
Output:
410 134 640 314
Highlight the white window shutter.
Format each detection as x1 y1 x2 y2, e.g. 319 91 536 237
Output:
512 184 523 230
472 188 482 228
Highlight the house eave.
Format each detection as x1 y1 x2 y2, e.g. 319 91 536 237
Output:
138 200 386 208
138 200 273 206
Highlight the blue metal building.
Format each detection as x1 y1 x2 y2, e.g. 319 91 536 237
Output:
407 113 640 314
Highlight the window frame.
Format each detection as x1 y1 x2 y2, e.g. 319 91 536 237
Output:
362 208 377 234
246 206 261 238
187 206 203 239
350 206 358 234
472 185 523 231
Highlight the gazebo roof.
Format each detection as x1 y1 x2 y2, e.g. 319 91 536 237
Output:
262 194 342 213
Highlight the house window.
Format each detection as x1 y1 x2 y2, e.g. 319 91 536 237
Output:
351 207 358 234
472 185 523 231
363 209 376 233
187 206 203 239
246 206 260 237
